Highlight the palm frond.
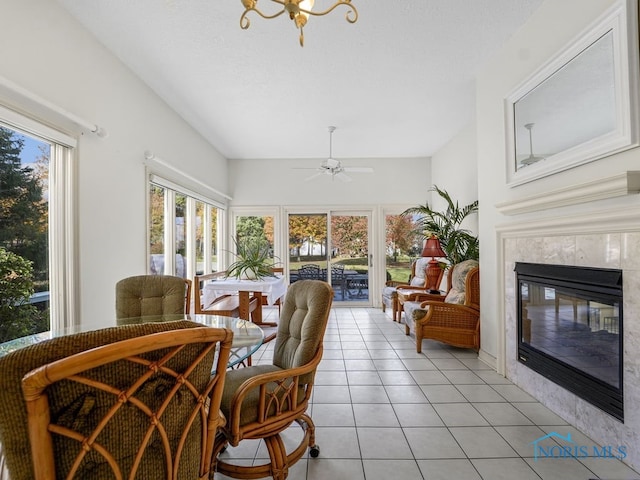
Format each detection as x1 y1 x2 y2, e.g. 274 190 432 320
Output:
401 185 479 263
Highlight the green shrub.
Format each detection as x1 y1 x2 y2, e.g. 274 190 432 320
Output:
0 247 45 342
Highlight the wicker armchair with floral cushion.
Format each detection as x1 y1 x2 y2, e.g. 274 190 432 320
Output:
402 260 479 353
381 257 444 322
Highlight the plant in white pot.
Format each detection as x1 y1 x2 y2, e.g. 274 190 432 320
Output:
227 236 278 280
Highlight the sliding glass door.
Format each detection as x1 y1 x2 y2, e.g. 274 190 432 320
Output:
288 210 371 305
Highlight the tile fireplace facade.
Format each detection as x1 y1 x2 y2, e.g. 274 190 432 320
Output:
499 208 640 471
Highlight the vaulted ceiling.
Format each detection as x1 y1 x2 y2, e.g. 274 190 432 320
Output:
56 0 543 160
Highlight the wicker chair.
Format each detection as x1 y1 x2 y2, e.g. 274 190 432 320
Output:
115 274 192 321
212 280 333 480
0 321 232 480
381 257 444 322
403 260 480 352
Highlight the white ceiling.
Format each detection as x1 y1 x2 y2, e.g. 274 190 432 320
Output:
55 0 544 161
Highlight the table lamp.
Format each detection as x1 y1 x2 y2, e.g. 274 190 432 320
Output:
421 235 446 294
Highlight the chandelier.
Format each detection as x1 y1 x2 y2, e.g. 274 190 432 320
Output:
240 0 359 47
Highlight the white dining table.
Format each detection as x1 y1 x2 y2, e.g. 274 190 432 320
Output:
202 275 287 326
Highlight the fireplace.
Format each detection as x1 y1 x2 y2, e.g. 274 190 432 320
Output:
515 262 623 421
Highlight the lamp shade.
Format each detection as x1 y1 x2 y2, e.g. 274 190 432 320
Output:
421 236 446 258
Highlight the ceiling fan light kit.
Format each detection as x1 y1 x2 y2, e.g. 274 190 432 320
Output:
239 0 358 47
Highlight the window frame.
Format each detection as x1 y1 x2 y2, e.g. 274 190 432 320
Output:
0 104 78 333
147 171 227 281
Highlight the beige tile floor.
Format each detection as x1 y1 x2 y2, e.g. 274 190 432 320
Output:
216 307 640 480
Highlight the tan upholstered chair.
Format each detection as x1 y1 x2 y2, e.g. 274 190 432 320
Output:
381 257 444 322
212 280 333 480
0 321 232 480
403 260 480 352
115 274 191 320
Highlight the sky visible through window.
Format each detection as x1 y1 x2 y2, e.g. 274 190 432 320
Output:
18 133 48 167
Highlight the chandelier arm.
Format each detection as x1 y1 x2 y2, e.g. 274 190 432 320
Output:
240 7 287 30
300 1 358 23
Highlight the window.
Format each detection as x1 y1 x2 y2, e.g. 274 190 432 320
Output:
148 176 223 281
0 105 76 340
235 215 276 262
231 208 280 272
384 212 420 283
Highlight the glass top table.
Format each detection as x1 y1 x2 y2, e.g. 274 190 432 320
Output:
0 314 265 369
0 314 264 480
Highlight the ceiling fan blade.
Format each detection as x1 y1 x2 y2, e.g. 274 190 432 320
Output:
335 171 352 182
343 167 373 173
305 171 324 181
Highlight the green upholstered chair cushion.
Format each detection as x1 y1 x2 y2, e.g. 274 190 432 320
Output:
220 364 284 427
115 274 187 320
272 279 330 371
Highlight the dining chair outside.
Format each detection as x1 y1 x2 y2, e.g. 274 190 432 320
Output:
297 264 322 280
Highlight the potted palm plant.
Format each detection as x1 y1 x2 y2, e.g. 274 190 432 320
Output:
402 185 479 265
227 236 278 280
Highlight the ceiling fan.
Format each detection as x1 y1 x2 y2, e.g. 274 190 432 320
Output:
299 126 373 182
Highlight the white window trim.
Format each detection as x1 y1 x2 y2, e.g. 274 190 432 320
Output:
147 170 227 278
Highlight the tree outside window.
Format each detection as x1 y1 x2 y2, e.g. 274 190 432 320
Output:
0 126 49 341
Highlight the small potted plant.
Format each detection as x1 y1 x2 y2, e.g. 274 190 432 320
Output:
227 236 278 280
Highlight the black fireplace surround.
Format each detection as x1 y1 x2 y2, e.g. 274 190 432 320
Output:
515 262 623 421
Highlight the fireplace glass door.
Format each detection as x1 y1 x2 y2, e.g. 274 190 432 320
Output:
515 262 623 421
520 281 620 388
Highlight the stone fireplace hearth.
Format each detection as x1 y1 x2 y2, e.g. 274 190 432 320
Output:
497 204 640 471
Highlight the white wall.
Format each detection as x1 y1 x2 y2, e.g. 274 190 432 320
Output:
1 0 229 325
430 120 479 234
229 157 430 206
476 0 639 360
229 156 432 306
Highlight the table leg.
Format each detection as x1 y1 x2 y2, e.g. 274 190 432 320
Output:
238 291 251 321
249 291 277 327
250 291 263 324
